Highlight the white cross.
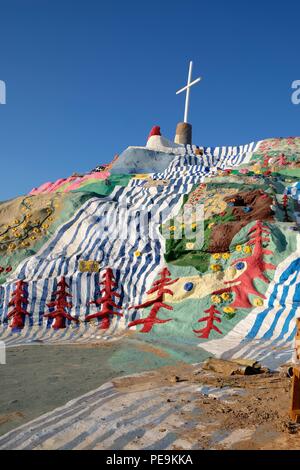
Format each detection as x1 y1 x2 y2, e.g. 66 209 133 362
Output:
176 61 202 123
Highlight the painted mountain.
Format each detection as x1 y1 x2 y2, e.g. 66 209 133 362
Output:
0 129 299 369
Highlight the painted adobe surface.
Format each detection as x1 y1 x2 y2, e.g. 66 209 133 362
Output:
0 135 299 369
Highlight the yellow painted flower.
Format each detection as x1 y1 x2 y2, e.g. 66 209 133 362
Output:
243 245 252 254
169 226 176 231
223 307 236 314
211 295 222 304
30 236 36 241
252 298 264 307
186 242 195 250
14 219 20 225
235 245 243 252
222 252 231 260
212 253 221 260
134 250 141 257
208 223 215 229
15 232 22 238
191 222 197 229
33 227 40 234
210 264 222 272
42 223 49 229
9 243 16 250
221 292 231 301
47 208 52 214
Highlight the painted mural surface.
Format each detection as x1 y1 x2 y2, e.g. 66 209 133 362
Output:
0 136 299 368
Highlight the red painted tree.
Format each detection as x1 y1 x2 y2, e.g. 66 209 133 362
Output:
7 280 30 329
85 268 122 329
213 221 276 309
262 155 271 167
128 267 178 333
277 153 288 166
193 305 222 339
44 276 79 329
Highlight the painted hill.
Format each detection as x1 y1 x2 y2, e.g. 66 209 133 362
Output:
0 132 299 369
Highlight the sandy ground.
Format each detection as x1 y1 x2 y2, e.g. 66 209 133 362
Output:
111 364 300 450
0 342 130 436
0 338 187 436
1 343 300 449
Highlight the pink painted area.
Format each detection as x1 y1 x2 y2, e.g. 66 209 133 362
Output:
29 172 110 195
30 182 53 195
66 171 110 192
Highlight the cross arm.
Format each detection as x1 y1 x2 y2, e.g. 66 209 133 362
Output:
176 77 202 95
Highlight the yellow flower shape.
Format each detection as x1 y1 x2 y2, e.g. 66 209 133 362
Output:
14 219 20 225
15 232 22 238
30 236 36 241
235 245 243 252
9 243 16 250
221 292 231 301
243 245 252 254
222 252 231 260
191 222 197 229
42 223 49 229
47 208 52 214
208 223 215 229
252 298 264 307
212 253 221 260
169 226 176 231
186 242 195 250
210 264 222 272
223 307 236 314
211 295 222 304
134 250 141 257
33 227 40 234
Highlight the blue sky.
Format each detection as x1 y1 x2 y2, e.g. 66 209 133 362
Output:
0 0 299 199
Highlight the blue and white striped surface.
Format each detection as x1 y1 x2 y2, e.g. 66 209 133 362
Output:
0 376 247 450
3 138 298 362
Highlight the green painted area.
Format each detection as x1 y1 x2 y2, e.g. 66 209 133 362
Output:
277 168 300 178
72 174 132 196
